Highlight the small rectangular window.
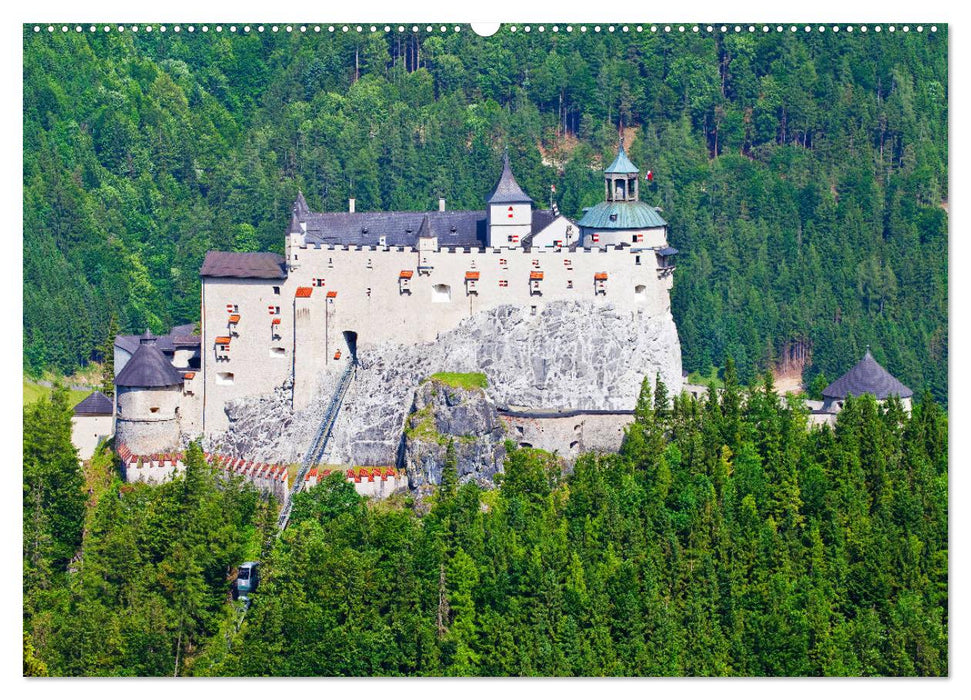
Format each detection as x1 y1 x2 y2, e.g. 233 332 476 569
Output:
499 280 508 287
273 286 280 295
635 255 641 265
530 305 537 315
567 280 573 289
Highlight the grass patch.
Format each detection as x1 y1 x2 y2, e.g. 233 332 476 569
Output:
23 378 93 408
686 366 724 390
404 404 448 445
428 372 488 390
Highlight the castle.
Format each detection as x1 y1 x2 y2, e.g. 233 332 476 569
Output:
97 143 684 485
68 143 919 495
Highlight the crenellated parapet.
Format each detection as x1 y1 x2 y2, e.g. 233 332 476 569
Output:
116 443 402 500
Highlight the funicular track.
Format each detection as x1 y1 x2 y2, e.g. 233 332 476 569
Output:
226 356 358 642
277 357 358 531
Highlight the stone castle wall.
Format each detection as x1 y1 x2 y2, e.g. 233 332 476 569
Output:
115 385 182 455
499 409 635 460
211 299 682 469
201 242 677 435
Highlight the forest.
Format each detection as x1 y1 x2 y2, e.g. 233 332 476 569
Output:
23 367 948 676
22 25 948 401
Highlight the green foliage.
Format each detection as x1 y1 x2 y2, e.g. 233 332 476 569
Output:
23 379 947 677
23 385 86 580
22 28 947 404
212 380 946 677
428 372 489 390
23 440 262 676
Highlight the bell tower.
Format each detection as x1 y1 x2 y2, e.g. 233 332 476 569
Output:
604 137 640 203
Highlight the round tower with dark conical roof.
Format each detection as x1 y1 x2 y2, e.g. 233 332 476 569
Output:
821 347 914 413
486 150 534 248
578 140 669 250
114 330 185 454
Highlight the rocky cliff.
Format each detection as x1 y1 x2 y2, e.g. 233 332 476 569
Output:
208 300 681 468
401 379 507 494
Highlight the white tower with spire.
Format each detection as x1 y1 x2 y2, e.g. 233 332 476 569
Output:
486 151 533 248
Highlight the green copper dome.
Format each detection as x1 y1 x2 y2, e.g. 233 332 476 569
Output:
604 145 639 174
577 201 667 230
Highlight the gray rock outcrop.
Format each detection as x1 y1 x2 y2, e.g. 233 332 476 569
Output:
207 300 681 470
402 379 507 493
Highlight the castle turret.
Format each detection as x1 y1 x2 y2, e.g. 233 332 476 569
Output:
114 330 185 455
486 150 533 248
821 347 914 414
578 140 668 250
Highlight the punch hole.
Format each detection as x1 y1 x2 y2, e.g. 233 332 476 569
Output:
471 23 500 37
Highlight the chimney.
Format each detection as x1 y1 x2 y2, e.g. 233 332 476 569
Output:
438 197 446 212
348 198 356 213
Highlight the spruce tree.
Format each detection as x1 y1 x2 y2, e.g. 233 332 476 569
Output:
440 438 458 499
99 314 118 398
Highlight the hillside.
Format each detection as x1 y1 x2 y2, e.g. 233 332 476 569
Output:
23 26 947 402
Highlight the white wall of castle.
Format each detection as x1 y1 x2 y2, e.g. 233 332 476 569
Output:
530 216 579 247
201 230 676 435
487 202 532 246
581 225 667 249
71 414 114 461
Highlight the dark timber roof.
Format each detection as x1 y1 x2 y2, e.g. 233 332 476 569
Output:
200 251 287 280
486 152 533 204
822 349 913 400
73 391 114 416
115 334 185 388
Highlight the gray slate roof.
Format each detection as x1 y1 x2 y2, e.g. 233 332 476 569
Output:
200 251 287 280
288 156 551 248
116 323 198 355
822 349 913 400
115 335 185 388
486 152 533 204
302 210 487 247
73 391 114 415
297 208 559 249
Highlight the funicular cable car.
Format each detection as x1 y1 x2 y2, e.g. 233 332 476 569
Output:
233 561 260 602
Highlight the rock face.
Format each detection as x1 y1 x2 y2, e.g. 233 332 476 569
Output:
208 300 682 470
402 379 507 493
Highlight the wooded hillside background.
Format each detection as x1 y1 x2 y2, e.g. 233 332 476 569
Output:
23 26 948 400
